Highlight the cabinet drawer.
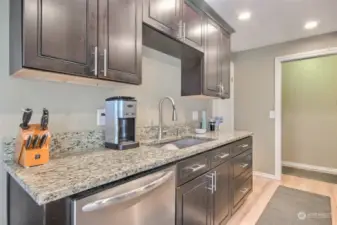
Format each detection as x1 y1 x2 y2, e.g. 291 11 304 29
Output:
231 137 252 156
177 154 210 186
232 150 252 178
210 145 231 168
233 175 252 209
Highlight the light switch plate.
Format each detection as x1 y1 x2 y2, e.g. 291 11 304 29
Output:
269 110 275 119
192 111 199 121
97 109 106 126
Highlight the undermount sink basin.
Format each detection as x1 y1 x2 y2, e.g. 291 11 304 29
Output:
148 137 214 150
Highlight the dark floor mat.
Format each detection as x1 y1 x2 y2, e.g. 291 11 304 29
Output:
283 166 337 184
256 186 332 225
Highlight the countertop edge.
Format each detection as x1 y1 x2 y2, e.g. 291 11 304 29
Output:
5 132 253 205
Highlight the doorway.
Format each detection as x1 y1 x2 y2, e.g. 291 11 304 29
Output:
274 48 337 181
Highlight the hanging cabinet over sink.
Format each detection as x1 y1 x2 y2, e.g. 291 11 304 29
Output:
203 18 221 97
182 1 205 52
143 0 182 39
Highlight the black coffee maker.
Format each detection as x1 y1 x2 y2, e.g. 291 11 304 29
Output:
104 97 139 150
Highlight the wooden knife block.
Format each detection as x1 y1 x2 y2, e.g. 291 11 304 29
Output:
15 124 51 168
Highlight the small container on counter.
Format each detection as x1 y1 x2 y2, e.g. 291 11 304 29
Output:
209 119 216 132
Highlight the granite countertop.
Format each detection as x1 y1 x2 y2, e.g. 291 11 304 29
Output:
3 130 252 205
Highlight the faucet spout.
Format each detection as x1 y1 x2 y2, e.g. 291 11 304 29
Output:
158 97 178 140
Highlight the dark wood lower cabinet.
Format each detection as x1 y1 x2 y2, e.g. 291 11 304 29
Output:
8 175 71 225
176 174 212 225
177 137 253 225
212 161 231 225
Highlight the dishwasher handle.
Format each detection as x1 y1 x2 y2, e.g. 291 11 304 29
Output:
81 171 174 212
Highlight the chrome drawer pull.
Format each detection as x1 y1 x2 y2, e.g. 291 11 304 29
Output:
240 188 249 194
240 163 249 168
239 144 249 148
217 153 229 159
187 164 206 172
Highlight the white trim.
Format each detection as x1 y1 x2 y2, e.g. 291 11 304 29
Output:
274 47 337 181
283 161 337 175
253 171 278 180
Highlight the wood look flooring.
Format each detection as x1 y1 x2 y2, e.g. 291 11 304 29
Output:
227 175 337 225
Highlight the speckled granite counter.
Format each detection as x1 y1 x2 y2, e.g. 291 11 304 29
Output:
3 130 252 205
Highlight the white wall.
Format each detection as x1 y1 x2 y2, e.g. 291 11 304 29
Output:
234 31 337 175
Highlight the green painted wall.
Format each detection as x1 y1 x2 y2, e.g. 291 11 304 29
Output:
282 54 337 169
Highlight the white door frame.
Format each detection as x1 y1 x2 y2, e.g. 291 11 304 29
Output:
274 47 337 180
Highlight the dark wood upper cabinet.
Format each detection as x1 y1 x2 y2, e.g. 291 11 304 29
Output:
98 0 142 84
182 1 204 52
10 0 232 89
203 18 221 97
219 31 231 99
16 0 98 77
143 0 182 39
181 18 231 99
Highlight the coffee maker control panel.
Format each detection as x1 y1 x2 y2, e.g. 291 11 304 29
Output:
118 101 137 118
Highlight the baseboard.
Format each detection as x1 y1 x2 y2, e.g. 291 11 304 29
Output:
253 171 278 180
282 161 337 175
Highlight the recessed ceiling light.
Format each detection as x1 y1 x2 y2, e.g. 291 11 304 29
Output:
238 11 251 21
304 21 319 30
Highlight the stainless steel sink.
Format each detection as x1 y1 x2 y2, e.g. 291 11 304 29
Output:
147 137 214 150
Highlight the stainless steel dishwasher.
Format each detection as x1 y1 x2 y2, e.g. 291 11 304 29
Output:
71 166 176 225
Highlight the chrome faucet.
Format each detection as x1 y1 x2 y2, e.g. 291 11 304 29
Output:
158 97 178 140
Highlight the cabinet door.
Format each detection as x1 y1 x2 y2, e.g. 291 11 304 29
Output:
24 0 97 77
143 0 182 38
213 161 231 225
203 18 221 97
219 31 231 99
182 1 204 52
176 174 212 225
98 0 142 84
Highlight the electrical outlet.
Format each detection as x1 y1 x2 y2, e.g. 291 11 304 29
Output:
192 111 199 121
97 109 106 126
269 110 275 119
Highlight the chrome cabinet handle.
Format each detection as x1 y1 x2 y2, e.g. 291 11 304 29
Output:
92 46 98 76
214 171 217 192
239 144 249 148
103 49 107 77
82 171 174 212
216 153 229 159
217 83 224 97
240 163 249 168
183 22 186 40
240 188 249 194
186 164 206 172
178 20 183 39
206 172 216 194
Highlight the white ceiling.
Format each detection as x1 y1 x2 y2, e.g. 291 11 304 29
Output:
205 0 337 52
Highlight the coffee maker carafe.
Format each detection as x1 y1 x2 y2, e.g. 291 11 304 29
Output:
105 97 139 150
